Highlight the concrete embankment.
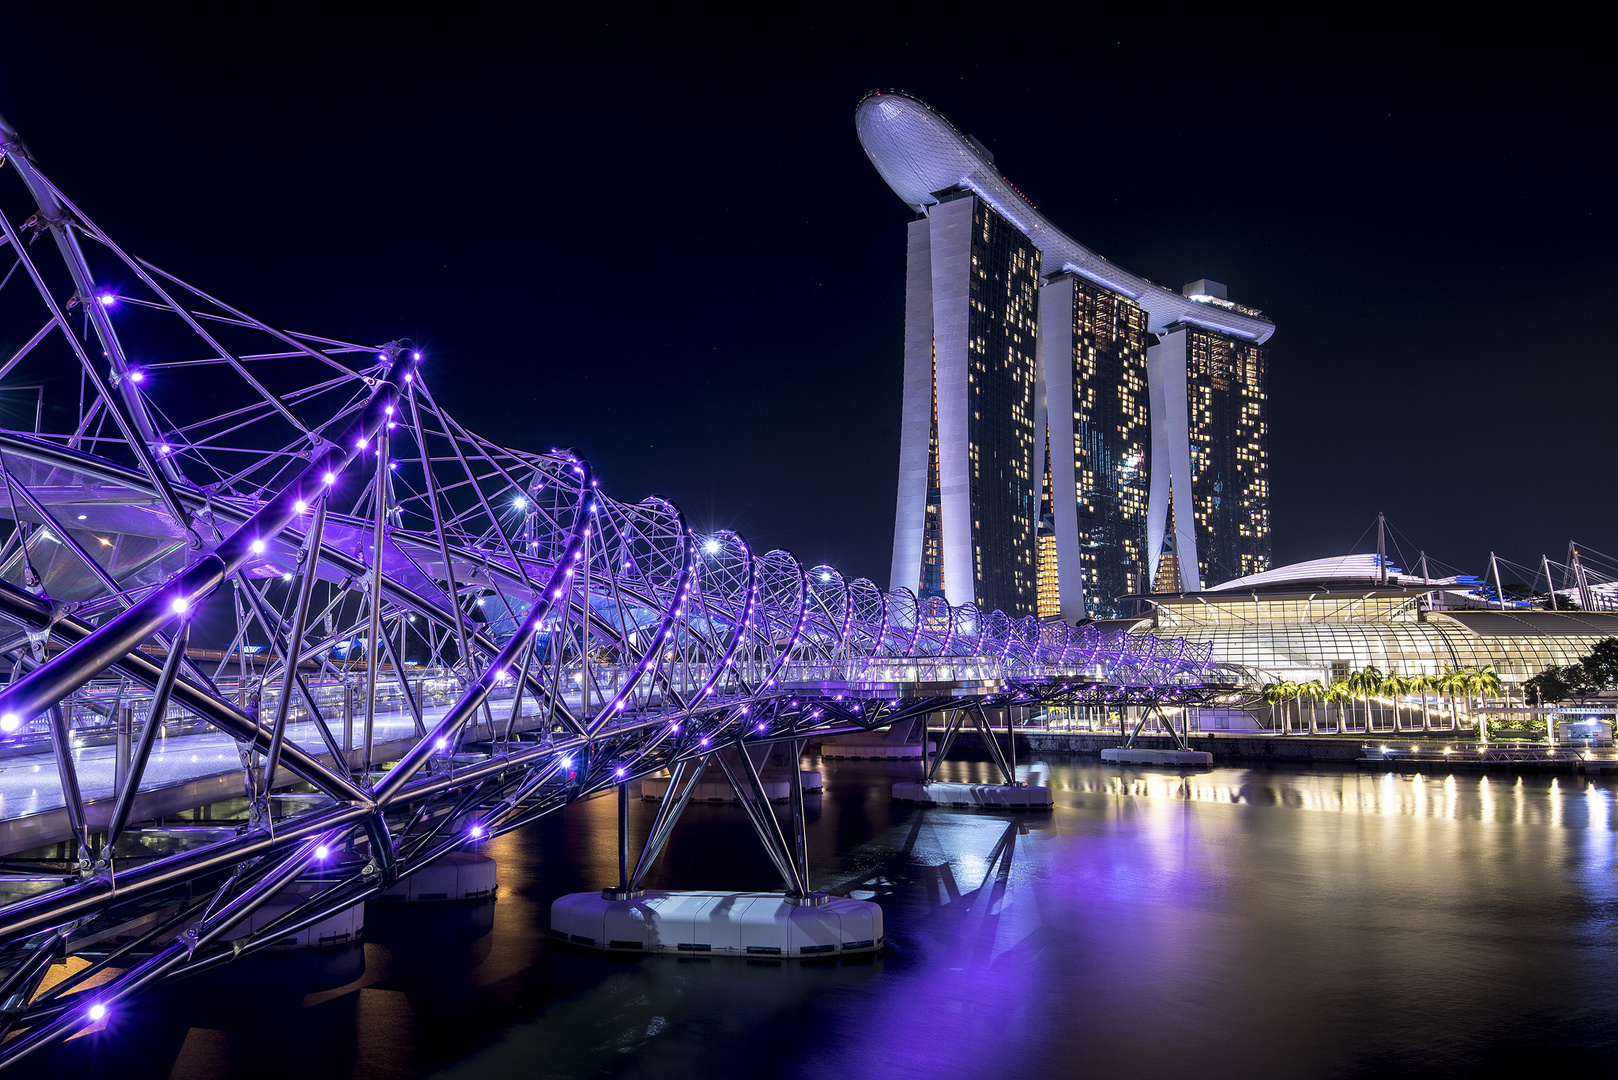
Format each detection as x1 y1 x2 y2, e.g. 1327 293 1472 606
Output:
944 730 1608 773
950 730 1375 765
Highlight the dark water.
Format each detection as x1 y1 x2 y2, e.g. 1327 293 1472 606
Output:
31 756 1618 1079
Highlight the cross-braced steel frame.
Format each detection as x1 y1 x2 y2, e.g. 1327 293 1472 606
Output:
0 112 1221 1066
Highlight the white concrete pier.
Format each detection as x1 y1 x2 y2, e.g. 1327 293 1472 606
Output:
821 734 936 760
891 781 1053 809
226 899 364 950
550 889 882 957
375 851 499 903
1101 748 1213 767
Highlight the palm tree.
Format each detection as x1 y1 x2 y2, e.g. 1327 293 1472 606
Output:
1327 679 1353 734
1279 680 1301 734
1467 665 1503 743
1350 666 1384 733
1408 673 1436 731
1380 672 1410 732
1437 667 1466 731
1344 670 1367 732
1299 679 1326 735
1261 682 1285 733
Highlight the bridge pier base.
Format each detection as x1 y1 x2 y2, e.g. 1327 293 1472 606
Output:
892 781 1053 809
1100 748 1212 767
374 851 499 903
550 889 881 957
821 716 935 760
554 742 880 956
225 896 365 951
893 706 1054 809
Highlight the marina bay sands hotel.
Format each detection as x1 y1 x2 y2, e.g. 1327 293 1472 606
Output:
857 90 1275 621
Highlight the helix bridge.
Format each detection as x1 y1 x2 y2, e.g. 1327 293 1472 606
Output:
0 111 1220 1066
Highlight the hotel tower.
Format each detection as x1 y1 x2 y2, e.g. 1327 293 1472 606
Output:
857 90 1275 619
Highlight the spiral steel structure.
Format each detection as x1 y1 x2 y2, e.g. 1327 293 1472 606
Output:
0 112 1220 1065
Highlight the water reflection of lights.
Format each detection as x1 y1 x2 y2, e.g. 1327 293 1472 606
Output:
1053 766 1618 827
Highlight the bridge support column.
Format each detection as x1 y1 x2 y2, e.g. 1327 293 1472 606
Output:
551 746 876 956
618 779 628 889
785 739 816 904
972 704 1016 786
919 712 929 778
602 776 642 902
714 742 815 900
1103 702 1213 767
926 707 968 782
897 702 1052 809
629 756 706 890
1005 705 1016 778
114 706 133 799
342 685 355 763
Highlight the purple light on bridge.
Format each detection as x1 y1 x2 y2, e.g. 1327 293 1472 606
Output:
314 844 331 860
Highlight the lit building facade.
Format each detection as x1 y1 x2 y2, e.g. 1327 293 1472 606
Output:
1147 280 1271 592
898 189 1041 616
859 90 1274 619
1135 555 1615 693
1037 273 1151 619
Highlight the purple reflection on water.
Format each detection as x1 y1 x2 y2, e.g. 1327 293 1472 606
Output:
55 759 1618 1079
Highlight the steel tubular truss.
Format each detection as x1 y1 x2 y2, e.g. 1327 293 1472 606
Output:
0 112 1220 1065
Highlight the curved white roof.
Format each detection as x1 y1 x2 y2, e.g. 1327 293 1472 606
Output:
1204 553 1473 592
855 91 1276 344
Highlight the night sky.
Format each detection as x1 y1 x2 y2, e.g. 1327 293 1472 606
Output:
2 13 1612 589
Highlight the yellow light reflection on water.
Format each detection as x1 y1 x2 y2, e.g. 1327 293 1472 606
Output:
1055 765 1615 829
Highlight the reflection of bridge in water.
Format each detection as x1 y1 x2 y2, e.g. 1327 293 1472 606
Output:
0 111 1226 1066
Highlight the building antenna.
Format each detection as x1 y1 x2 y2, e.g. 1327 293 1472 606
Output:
1542 554 1559 610
1489 551 1506 611
1419 550 1430 585
1570 542 1595 611
1376 512 1387 586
